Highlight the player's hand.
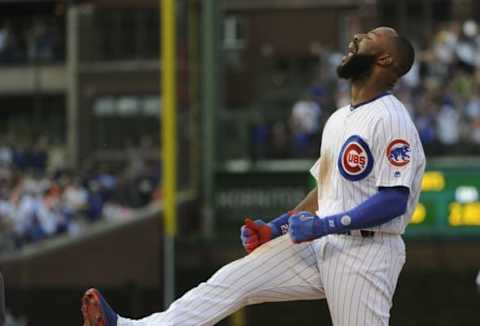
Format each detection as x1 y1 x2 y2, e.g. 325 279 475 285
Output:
288 211 326 243
240 218 275 253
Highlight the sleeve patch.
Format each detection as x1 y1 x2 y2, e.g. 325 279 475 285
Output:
386 139 411 167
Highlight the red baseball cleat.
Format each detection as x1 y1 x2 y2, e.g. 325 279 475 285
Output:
81 288 118 326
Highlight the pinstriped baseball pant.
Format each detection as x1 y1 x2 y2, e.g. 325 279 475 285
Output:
118 233 405 326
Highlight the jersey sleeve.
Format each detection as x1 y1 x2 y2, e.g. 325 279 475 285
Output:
310 158 321 181
373 115 423 189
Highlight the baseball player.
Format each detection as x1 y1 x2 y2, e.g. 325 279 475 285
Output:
81 26 425 326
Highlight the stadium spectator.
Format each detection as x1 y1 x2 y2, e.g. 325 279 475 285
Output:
86 180 103 222
26 19 58 63
436 97 460 152
0 21 21 63
0 142 12 168
63 177 88 214
289 86 324 157
29 138 48 174
46 138 67 174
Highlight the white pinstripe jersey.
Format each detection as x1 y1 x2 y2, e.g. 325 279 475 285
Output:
310 92 426 234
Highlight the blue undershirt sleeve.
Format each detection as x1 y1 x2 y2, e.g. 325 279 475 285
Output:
315 186 410 234
268 211 295 237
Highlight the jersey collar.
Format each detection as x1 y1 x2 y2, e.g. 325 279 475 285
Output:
350 91 392 111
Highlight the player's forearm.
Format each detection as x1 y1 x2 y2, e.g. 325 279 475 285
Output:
293 187 318 213
289 187 410 243
322 186 409 232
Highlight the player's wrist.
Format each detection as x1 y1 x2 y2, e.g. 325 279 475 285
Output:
313 214 350 236
287 211 321 242
266 222 280 238
269 211 297 238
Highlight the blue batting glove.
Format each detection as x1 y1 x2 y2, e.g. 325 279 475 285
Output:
288 211 333 243
288 211 319 243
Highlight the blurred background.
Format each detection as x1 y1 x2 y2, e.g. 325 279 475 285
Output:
0 0 479 325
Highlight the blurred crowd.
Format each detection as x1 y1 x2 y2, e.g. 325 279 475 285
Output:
250 20 480 159
0 17 63 64
388 19 480 156
0 136 161 254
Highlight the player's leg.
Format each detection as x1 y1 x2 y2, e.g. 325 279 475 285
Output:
319 234 405 326
130 234 324 326
83 234 325 326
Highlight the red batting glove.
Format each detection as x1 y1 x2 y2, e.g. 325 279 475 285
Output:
240 218 273 253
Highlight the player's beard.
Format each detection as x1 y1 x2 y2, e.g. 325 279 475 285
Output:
336 53 376 81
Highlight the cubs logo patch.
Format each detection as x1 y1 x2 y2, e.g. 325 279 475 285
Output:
386 139 410 167
337 135 374 181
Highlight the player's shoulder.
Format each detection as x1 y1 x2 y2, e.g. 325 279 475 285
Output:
375 94 415 126
323 104 349 128
328 104 350 120
375 94 410 117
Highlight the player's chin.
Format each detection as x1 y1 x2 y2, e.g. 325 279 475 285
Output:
337 55 354 79
336 63 351 80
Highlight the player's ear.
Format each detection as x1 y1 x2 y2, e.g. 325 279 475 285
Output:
377 54 393 67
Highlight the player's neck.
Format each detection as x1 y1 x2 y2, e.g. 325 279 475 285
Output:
350 78 392 107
